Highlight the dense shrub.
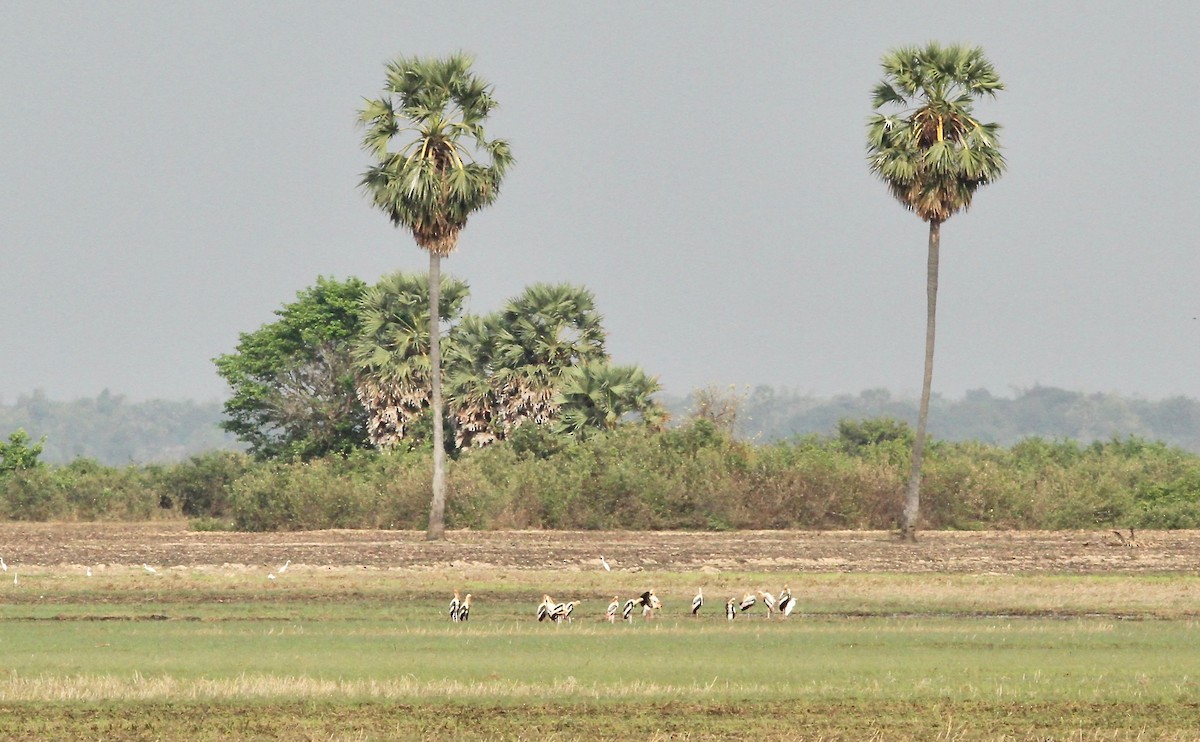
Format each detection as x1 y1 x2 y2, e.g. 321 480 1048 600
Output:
4 422 1200 532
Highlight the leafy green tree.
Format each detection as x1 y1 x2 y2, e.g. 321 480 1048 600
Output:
353 271 469 451
0 429 45 475
214 277 368 460
837 417 914 455
554 361 665 441
359 53 513 540
867 42 1005 540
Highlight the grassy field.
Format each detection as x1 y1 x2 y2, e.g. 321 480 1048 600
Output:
1 560 1200 740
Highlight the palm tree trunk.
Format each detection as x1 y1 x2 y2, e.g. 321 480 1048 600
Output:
901 219 941 542
427 251 447 541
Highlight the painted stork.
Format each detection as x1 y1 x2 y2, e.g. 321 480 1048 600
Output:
691 587 704 616
726 597 737 620
562 600 581 622
738 592 757 612
758 590 777 618
537 594 555 622
606 596 620 623
622 598 636 622
639 590 661 619
458 594 472 622
777 585 794 617
449 590 461 622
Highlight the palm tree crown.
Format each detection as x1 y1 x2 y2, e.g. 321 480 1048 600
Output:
359 54 513 255
867 42 1005 223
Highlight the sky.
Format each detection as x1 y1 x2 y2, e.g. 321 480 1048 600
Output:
3 1 1199 405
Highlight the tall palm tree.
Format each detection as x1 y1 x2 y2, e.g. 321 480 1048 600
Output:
359 54 513 540
866 42 1005 541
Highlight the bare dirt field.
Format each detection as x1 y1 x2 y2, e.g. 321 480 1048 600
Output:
0 522 1196 574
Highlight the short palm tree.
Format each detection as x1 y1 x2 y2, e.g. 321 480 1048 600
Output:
359 54 512 539
353 272 469 451
554 361 664 441
866 42 1005 541
492 284 608 434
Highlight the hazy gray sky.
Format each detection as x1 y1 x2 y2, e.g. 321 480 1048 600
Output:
4 2 1199 404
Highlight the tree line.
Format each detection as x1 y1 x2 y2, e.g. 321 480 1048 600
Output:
4 418 1200 532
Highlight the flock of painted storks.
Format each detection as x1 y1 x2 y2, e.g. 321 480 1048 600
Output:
446 553 799 623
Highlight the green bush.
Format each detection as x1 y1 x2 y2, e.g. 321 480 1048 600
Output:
5 420 1200 532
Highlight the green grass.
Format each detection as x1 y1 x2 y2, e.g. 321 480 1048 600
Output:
2 567 1200 739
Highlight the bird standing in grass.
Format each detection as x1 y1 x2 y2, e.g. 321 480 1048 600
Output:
691 587 704 617
600 555 611 572
758 590 776 618
622 598 636 622
778 585 794 617
449 590 461 622
606 596 620 623
278 560 290 574
537 595 555 622
458 594 472 622
639 590 661 619
143 564 158 575
0 557 7 572
738 592 757 613
561 600 580 622
726 597 737 620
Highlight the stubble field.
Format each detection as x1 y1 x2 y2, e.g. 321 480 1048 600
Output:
1 523 1199 740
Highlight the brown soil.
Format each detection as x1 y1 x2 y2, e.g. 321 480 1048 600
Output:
0 523 1195 574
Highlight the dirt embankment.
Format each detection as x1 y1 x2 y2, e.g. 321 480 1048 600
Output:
0 523 1194 574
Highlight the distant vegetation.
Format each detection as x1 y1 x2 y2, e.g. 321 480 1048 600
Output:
686 386 1200 454
0 391 238 465
5 385 1200 468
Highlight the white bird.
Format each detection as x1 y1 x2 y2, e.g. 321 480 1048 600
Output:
606 596 620 623
537 594 556 622
457 594 472 622
143 564 158 575
0 557 7 572
278 560 290 574
738 592 757 612
600 555 611 572
691 587 704 616
449 590 462 622
85 566 92 577
267 573 276 581
726 597 737 620
12 572 17 586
